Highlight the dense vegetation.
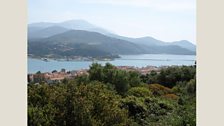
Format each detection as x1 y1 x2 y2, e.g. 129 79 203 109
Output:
28 41 120 59
28 63 196 126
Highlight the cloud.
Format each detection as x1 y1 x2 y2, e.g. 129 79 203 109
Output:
80 0 195 11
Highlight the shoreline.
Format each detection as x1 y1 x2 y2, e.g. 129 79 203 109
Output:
28 56 118 62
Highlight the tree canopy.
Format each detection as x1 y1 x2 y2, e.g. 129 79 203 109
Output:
28 63 196 126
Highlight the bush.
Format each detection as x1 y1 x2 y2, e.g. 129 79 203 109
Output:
148 84 172 96
127 87 152 97
121 95 179 125
157 66 196 88
28 104 57 126
88 63 142 95
121 96 148 125
28 82 132 126
186 78 196 95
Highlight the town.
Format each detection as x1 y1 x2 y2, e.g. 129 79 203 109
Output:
27 65 169 84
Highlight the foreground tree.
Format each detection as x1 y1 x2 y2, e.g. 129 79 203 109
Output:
28 81 132 126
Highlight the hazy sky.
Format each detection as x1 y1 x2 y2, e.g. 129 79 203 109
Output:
29 0 196 44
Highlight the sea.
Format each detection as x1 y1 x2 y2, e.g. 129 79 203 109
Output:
28 54 196 74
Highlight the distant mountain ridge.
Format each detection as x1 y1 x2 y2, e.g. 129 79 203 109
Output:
171 40 196 51
28 26 69 39
28 20 196 57
107 34 196 52
29 20 112 36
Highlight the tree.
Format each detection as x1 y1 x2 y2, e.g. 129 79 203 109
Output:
127 87 151 97
36 71 41 74
88 63 104 81
52 70 57 73
28 81 132 126
156 66 196 88
128 71 141 87
186 78 196 95
112 70 130 94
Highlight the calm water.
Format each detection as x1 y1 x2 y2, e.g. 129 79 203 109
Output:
28 54 196 73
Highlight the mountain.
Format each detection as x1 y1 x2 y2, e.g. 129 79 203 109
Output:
28 20 112 36
107 34 196 52
133 38 196 52
109 35 166 46
131 37 167 46
28 30 144 57
28 20 196 57
139 45 195 55
28 29 195 58
59 20 111 34
170 40 196 51
28 26 44 33
29 20 196 52
28 26 69 39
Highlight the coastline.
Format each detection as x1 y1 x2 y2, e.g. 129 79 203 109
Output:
28 55 119 62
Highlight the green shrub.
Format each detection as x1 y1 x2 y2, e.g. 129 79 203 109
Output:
186 78 196 95
127 87 152 97
28 82 132 126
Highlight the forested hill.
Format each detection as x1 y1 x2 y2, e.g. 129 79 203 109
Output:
28 30 144 58
28 20 196 58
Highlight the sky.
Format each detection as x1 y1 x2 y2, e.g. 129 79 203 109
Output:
28 0 196 44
